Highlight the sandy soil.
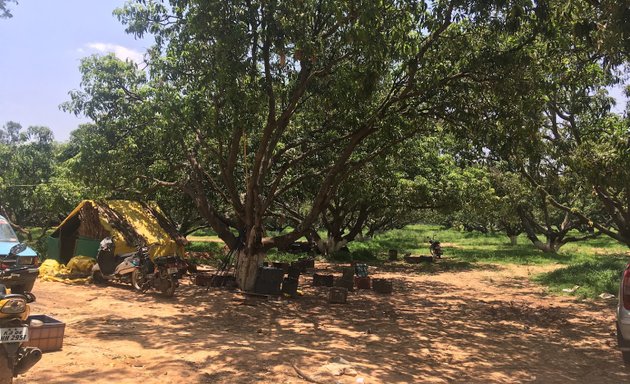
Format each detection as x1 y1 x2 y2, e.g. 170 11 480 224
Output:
14 260 630 384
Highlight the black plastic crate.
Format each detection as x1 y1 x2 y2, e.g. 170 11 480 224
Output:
313 273 334 287
253 267 284 295
281 277 299 297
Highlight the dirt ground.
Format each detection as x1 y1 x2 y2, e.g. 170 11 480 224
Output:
15 260 630 384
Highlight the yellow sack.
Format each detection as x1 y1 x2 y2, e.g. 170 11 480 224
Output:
39 258 92 284
66 256 96 275
39 259 68 277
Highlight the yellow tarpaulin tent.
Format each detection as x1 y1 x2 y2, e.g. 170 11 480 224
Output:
51 200 186 261
100 200 184 259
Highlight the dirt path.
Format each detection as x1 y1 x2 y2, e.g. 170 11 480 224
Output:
15 261 630 383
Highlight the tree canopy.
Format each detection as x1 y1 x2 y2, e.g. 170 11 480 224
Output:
62 0 630 288
0 0 16 19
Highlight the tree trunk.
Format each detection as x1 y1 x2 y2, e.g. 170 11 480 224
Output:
316 237 348 255
508 235 518 246
343 206 370 243
306 229 321 247
235 250 265 291
530 237 565 253
518 207 560 254
531 240 556 253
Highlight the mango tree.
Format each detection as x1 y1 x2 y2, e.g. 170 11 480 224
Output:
64 0 563 290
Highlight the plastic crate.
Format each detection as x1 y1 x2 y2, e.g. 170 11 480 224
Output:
354 276 371 290
24 315 65 352
287 265 301 279
253 267 284 295
312 273 333 287
329 287 348 304
334 276 354 292
340 267 353 280
272 262 290 274
281 277 299 297
372 278 393 294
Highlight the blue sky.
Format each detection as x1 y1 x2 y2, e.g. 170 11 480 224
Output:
0 0 149 141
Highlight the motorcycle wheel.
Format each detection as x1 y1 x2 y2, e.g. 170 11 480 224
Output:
131 269 148 292
0 352 13 384
160 276 176 297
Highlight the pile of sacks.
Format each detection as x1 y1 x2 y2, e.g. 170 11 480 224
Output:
38 256 95 284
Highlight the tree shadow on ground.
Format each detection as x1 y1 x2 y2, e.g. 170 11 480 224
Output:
52 267 630 384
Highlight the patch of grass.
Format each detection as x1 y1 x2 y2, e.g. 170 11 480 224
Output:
350 224 628 267
265 250 302 263
448 245 584 265
533 255 628 299
186 241 224 254
348 224 536 262
186 235 224 243
320 248 379 263
348 224 445 256
189 228 218 237
346 224 629 296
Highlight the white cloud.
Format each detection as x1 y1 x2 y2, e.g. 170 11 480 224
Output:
85 43 144 64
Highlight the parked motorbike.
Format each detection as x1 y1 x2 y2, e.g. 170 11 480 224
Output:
91 237 140 286
0 244 42 383
428 236 443 259
130 246 184 298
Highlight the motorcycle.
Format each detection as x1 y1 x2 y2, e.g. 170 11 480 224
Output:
91 237 140 286
130 246 184 298
428 236 443 259
0 244 42 384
